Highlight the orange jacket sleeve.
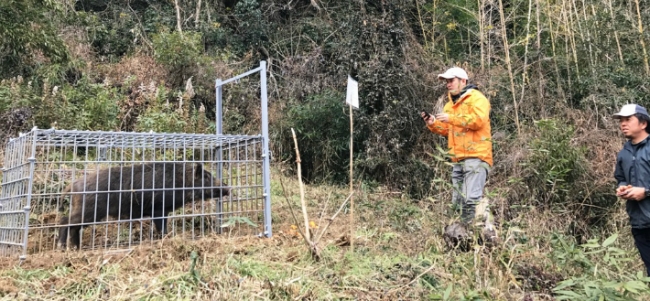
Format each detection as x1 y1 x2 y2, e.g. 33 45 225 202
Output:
427 119 449 136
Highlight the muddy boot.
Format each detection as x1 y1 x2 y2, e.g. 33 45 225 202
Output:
460 200 477 225
471 197 499 246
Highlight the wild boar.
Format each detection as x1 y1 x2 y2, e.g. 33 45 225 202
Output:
58 162 230 249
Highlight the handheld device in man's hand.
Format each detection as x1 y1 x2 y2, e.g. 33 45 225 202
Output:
421 111 432 120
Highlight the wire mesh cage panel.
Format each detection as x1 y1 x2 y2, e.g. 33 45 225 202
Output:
0 128 268 258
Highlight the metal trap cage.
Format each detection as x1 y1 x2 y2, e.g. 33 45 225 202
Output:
0 62 273 259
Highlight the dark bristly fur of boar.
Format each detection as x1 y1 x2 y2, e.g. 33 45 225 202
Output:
58 163 230 250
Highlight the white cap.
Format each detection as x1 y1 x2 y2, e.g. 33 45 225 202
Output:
438 67 469 80
612 104 650 119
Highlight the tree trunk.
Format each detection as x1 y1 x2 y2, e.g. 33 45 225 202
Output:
175 0 183 35
195 0 202 29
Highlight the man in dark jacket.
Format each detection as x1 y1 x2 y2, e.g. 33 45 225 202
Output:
614 103 650 276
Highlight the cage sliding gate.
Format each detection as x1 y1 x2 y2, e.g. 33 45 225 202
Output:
0 62 273 259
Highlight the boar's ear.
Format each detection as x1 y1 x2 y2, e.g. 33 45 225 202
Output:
194 163 204 176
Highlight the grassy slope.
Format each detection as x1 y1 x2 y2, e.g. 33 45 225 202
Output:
0 167 648 301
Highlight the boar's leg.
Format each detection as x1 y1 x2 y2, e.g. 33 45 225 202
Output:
63 213 84 250
58 220 82 250
68 225 82 250
58 216 69 248
152 209 168 237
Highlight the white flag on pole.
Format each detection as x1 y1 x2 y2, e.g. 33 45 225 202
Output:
346 75 359 109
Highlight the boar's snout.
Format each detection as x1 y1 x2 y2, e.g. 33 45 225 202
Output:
193 163 230 197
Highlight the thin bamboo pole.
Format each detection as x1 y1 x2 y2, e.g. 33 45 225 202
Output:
205 0 212 24
444 36 449 61
416 0 429 49
633 0 650 75
546 0 566 100
478 0 485 72
535 0 544 101
486 0 493 89
575 0 595 75
432 0 438 52
564 0 580 80
607 0 624 63
519 0 533 110
497 0 521 134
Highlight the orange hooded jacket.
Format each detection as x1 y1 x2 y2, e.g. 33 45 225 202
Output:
427 88 493 166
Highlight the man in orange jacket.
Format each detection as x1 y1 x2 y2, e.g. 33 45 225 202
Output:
421 67 493 224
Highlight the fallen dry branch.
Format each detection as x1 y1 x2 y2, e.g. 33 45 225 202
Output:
278 173 310 247
289 128 321 260
284 128 355 261
314 192 352 244
291 128 311 243
387 264 453 294
317 191 332 236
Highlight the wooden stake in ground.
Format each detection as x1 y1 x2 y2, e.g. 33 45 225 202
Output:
348 104 354 252
346 75 359 252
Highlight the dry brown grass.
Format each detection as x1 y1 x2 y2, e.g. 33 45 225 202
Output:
60 26 95 66
98 53 168 130
489 106 621 201
102 54 168 90
0 166 646 301
0 97 645 299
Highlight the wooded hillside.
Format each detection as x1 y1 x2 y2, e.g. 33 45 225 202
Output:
3 0 644 228
3 0 650 299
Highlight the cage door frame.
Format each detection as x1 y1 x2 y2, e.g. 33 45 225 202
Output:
215 61 272 238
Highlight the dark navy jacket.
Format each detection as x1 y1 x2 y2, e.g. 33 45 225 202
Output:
615 136 650 228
